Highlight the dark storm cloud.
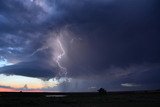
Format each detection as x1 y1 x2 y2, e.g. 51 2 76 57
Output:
58 0 160 90
60 0 160 75
0 0 160 90
0 60 56 79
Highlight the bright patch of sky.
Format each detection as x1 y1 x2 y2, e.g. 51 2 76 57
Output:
7 47 23 51
0 57 14 67
0 74 59 89
121 83 141 87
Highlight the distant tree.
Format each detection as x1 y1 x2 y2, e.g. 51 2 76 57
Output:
97 88 107 94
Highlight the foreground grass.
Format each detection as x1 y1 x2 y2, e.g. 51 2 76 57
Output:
0 91 160 107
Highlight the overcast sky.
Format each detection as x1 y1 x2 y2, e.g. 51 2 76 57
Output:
0 0 160 92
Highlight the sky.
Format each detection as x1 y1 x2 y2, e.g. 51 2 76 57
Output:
0 0 160 92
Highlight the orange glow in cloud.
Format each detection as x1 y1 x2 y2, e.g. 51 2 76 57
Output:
0 74 59 89
0 86 61 92
0 87 44 92
0 88 18 92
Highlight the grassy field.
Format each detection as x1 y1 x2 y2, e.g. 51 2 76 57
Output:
0 91 160 107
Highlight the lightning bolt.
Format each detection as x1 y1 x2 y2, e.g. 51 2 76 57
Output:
30 46 48 57
56 38 67 77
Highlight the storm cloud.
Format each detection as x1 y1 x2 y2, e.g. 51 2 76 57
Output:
0 0 160 91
